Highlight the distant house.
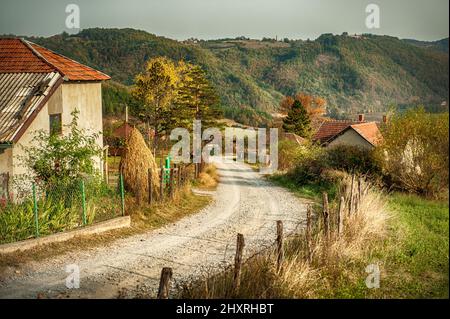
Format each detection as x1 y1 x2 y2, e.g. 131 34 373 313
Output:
313 115 383 149
0 38 110 198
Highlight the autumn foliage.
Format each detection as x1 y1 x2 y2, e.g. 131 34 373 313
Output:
280 93 326 121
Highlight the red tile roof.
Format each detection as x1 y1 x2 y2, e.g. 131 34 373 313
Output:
0 38 54 73
349 122 382 146
313 120 362 144
30 42 110 81
0 38 110 81
313 119 382 146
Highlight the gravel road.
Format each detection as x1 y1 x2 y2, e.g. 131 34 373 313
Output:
0 159 308 299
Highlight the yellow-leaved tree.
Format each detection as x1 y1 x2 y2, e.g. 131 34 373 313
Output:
132 57 180 149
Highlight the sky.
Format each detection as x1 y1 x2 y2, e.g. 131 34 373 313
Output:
0 0 448 41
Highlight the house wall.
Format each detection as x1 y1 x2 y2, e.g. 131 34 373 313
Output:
0 148 13 173
60 82 103 169
9 81 103 183
327 129 373 150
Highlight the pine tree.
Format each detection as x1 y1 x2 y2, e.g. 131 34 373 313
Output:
282 100 311 138
174 63 222 130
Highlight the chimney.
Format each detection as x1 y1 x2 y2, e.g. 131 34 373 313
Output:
382 115 388 124
358 114 365 122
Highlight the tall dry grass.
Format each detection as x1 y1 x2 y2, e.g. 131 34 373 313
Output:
178 174 390 298
119 128 160 204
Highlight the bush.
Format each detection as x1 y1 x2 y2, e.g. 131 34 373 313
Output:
277 140 304 171
284 143 381 187
374 108 449 198
17 109 101 193
287 144 328 185
326 144 381 176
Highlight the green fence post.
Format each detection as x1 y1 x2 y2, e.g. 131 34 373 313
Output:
120 173 125 216
164 156 171 185
80 180 87 225
32 182 39 238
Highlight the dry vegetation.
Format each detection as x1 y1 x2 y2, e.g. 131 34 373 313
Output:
178 174 390 298
196 164 220 190
119 128 160 203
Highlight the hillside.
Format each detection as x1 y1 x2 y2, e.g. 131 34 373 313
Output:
23 28 449 124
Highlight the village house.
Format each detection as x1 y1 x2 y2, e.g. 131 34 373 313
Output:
0 38 110 199
312 114 383 149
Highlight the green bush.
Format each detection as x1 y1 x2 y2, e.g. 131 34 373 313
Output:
374 108 449 198
287 144 328 185
326 144 381 176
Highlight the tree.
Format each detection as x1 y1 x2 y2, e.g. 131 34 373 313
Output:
280 93 326 122
294 93 326 120
18 110 101 190
174 63 222 129
374 107 449 198
132 57 180 143
282 100 311 138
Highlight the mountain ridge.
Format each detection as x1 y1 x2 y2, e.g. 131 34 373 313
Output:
4 28 447 124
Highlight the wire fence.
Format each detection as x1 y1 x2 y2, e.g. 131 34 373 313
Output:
0 176 125 245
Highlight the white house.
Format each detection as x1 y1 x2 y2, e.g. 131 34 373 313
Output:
0 38 110 199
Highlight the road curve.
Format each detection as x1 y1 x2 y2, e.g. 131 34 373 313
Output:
0 159 308 299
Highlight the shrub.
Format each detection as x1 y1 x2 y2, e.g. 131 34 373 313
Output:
277 139 304 171
326 144 381 176
374 108 449 198
287 144 328 185
17 109 101 194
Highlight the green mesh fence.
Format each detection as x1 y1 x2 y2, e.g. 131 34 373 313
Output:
0 177 122 245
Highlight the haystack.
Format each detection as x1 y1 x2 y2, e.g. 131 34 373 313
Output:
119 128 160 203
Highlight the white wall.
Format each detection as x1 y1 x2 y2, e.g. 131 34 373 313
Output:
328 129 374 150
7 81 104 185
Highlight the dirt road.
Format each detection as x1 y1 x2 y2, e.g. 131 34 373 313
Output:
0 159 308 299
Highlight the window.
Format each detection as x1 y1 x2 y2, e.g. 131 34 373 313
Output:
49 113 62 135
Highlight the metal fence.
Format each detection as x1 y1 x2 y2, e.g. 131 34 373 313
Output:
0 176 125 245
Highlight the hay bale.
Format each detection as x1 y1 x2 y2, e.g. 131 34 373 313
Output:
119 128 160 203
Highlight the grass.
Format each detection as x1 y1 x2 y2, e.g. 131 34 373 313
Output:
0 163 218 273
0 186 212 274
323 192 449 299
269 173 338 201
178 175 390 298
371 193 449 298
179 172 449 299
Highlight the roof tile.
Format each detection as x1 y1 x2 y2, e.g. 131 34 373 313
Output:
0 38 110 81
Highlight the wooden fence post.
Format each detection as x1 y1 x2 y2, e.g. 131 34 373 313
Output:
169 168 174 199
349 174 355 215
356 176 364 213
322 192 330 241
306 205 313 265
177 167 181 189
157 267 173 299
233 233 245 296
159 167 164 202
338 196 345 236
276 221 284 272
103 146 109 185
148 169 153 204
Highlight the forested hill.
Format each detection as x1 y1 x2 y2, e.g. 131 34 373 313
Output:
22 28 449 124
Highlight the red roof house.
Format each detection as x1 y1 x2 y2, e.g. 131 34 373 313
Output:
0 38 110 196
313 116 382 149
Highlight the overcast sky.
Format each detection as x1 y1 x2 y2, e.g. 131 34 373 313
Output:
0 0 448 41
